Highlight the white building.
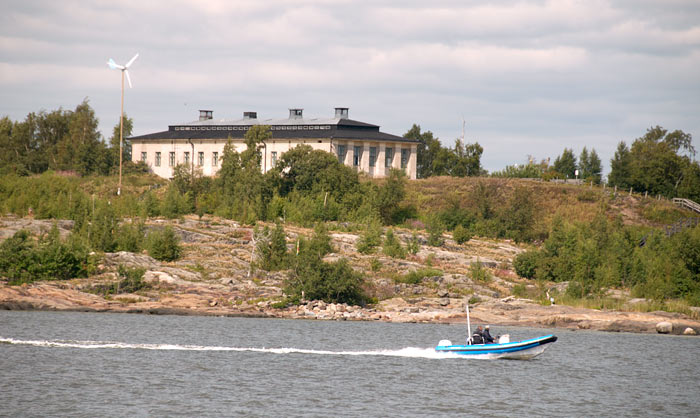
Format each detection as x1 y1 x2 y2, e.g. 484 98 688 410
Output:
129 108 418 179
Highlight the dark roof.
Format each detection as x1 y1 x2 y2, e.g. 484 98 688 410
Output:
129 118 418 143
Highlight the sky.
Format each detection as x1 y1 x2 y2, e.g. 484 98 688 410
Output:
1 0 699 175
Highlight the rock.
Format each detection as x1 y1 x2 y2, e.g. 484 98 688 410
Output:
439 298 449 306
683 327 697 335
104 252 159 269
437 289 449 298
656 321 673 334
209 300 218 307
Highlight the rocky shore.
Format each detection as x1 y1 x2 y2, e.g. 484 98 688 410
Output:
1 216 699 336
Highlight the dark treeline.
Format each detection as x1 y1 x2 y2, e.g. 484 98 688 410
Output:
0 99 138 176
608 126 699 200
403 124 484 178
514 213 700 306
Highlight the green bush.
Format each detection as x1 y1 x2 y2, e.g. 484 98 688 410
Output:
469 259 491 282
370 258 382 272
395 267 443 284
407 232 420 255
453 224 471 244
513 250 540 279
426 216 444 247
382 229 406 259
87 265 150 296
116 220 145 253
255 223 289 271
145 226 182 261
0 227 89 284
356 221 383 254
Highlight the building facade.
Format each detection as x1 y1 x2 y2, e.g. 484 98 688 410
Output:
129 108 418 179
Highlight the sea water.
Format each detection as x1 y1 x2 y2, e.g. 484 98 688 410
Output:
1 311 698 417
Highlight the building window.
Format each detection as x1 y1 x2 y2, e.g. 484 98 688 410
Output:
155 152 161 167
271 151 278 167
353 146 362 167
369 147 377 167
212 152 218 167
401 149 410 169
141 152 147 163
385 147 394 168
169 152 175 167
337 145 347 164
184 152 190 165
198 152 204 166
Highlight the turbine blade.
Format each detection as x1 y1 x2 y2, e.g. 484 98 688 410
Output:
125 53 139 68
125 70 133 88
107 58 118 70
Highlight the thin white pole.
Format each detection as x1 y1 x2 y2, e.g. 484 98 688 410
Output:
118 69 124 196
466 302 472 345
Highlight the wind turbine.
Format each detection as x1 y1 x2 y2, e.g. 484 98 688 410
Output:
107 53 138 196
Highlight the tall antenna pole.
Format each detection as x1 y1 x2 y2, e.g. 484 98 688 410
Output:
118 69 124 196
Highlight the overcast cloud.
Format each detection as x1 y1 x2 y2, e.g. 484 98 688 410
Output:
1 0 699 174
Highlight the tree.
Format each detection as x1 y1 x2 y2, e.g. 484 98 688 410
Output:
552 148 577 179
218 126 271 222
588 149 602 184
608 141 631 189
404 124 441 178
624 126 691 197
108 113 133 172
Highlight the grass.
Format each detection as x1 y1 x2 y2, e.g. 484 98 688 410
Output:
403 176 685 229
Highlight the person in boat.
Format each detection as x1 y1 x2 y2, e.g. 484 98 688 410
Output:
471 326 485 344
483 325 495 344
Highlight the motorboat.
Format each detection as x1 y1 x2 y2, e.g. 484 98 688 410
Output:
435 302 557 359
435 334 557 359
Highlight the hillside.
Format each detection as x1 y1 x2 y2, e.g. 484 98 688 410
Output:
2 174 699 336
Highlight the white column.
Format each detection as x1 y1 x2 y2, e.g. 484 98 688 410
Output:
392 145 401 170
377 143 386 177
361 142 370 174
408 144 417 179
344 141 353 167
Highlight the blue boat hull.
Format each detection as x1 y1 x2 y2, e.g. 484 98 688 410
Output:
435 334 557 360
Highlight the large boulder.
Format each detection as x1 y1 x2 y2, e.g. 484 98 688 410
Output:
683 327 697 336
656 321 673 334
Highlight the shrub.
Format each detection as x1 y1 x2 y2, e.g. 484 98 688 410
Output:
453 224 471 244
469 259 491 282
0 228 89 284
356 221 382 254
406 232 420 255
145 226 182 261
87 265 150 296
382 229 406 259
426 216 444 247
395 268 443 284
512 283 527 298
370 258 382 272
116 220 145 253
513 251 540 279
286 257 367 306
255 223 289 271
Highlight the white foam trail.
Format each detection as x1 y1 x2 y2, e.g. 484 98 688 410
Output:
0 337 464 359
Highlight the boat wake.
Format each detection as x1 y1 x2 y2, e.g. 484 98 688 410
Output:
1 337 466 360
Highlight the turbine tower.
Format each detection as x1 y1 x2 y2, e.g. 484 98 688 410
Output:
107 53 138 196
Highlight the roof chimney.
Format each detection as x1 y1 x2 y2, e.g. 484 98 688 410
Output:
199 110 213 121
243 111 257 119
334 107 349 119
289 108 303 119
